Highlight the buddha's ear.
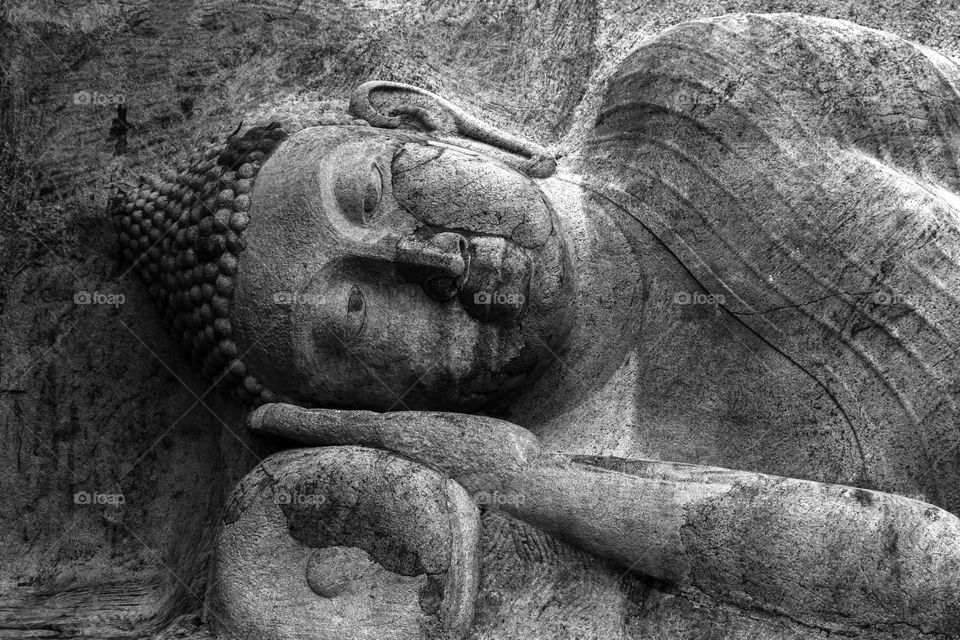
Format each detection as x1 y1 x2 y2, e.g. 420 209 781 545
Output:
348 82 443 133
348 80 557 178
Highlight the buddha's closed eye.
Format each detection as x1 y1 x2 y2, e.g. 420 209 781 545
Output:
347 284 365 314
336 283 367 344
311 282 367 347
335 160 385 225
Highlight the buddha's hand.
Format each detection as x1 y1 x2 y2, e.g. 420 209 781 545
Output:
247 402 541 483
207 446 482 640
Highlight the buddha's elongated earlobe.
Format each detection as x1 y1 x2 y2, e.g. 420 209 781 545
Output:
348 80 557 179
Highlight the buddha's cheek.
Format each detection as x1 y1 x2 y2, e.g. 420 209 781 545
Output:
292 284 528 410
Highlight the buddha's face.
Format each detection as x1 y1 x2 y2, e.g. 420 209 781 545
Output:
231 125 572 411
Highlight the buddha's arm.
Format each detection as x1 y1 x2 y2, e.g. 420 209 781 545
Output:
499 456 960 635
250 404 960 635
249 402 541 477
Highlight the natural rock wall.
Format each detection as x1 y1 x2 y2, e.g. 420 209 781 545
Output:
1 1 957 638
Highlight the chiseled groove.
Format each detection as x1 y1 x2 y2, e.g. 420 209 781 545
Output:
589 133 772 313
591 88 960 416
602 62 887 269
607 150 943 472
578 144 951 474
593 130 883 320
854 154 960 332
653 16 960 195
586 14 960 484
605 43 883 180
614 37 835 145
563 171 869 470
902 42 960 186
591 131 908 342
596 99 728 149
612 159 909 464
747 13 960 195
829 29 924 174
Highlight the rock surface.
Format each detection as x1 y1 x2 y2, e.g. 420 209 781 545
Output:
2 1 960 639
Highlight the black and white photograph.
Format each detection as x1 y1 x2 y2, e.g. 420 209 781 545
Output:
2 1 960 638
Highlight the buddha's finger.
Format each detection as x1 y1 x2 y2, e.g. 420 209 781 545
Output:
248 402 541 478
208 446 481 639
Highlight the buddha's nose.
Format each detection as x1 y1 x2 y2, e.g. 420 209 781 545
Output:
395 232 471 301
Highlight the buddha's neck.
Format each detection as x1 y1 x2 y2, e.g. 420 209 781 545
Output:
498 172 648 455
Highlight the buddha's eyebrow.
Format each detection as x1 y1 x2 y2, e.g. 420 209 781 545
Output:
390 144 445 176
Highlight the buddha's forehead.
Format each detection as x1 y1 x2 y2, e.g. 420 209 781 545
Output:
255 124 434 204
244 127 411 262
252 123 556 250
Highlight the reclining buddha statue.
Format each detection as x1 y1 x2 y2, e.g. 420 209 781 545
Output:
111 12 960 640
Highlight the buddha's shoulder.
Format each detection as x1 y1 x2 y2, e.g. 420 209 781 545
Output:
602 12 960 130
611 13 938 81
592 12 960 185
